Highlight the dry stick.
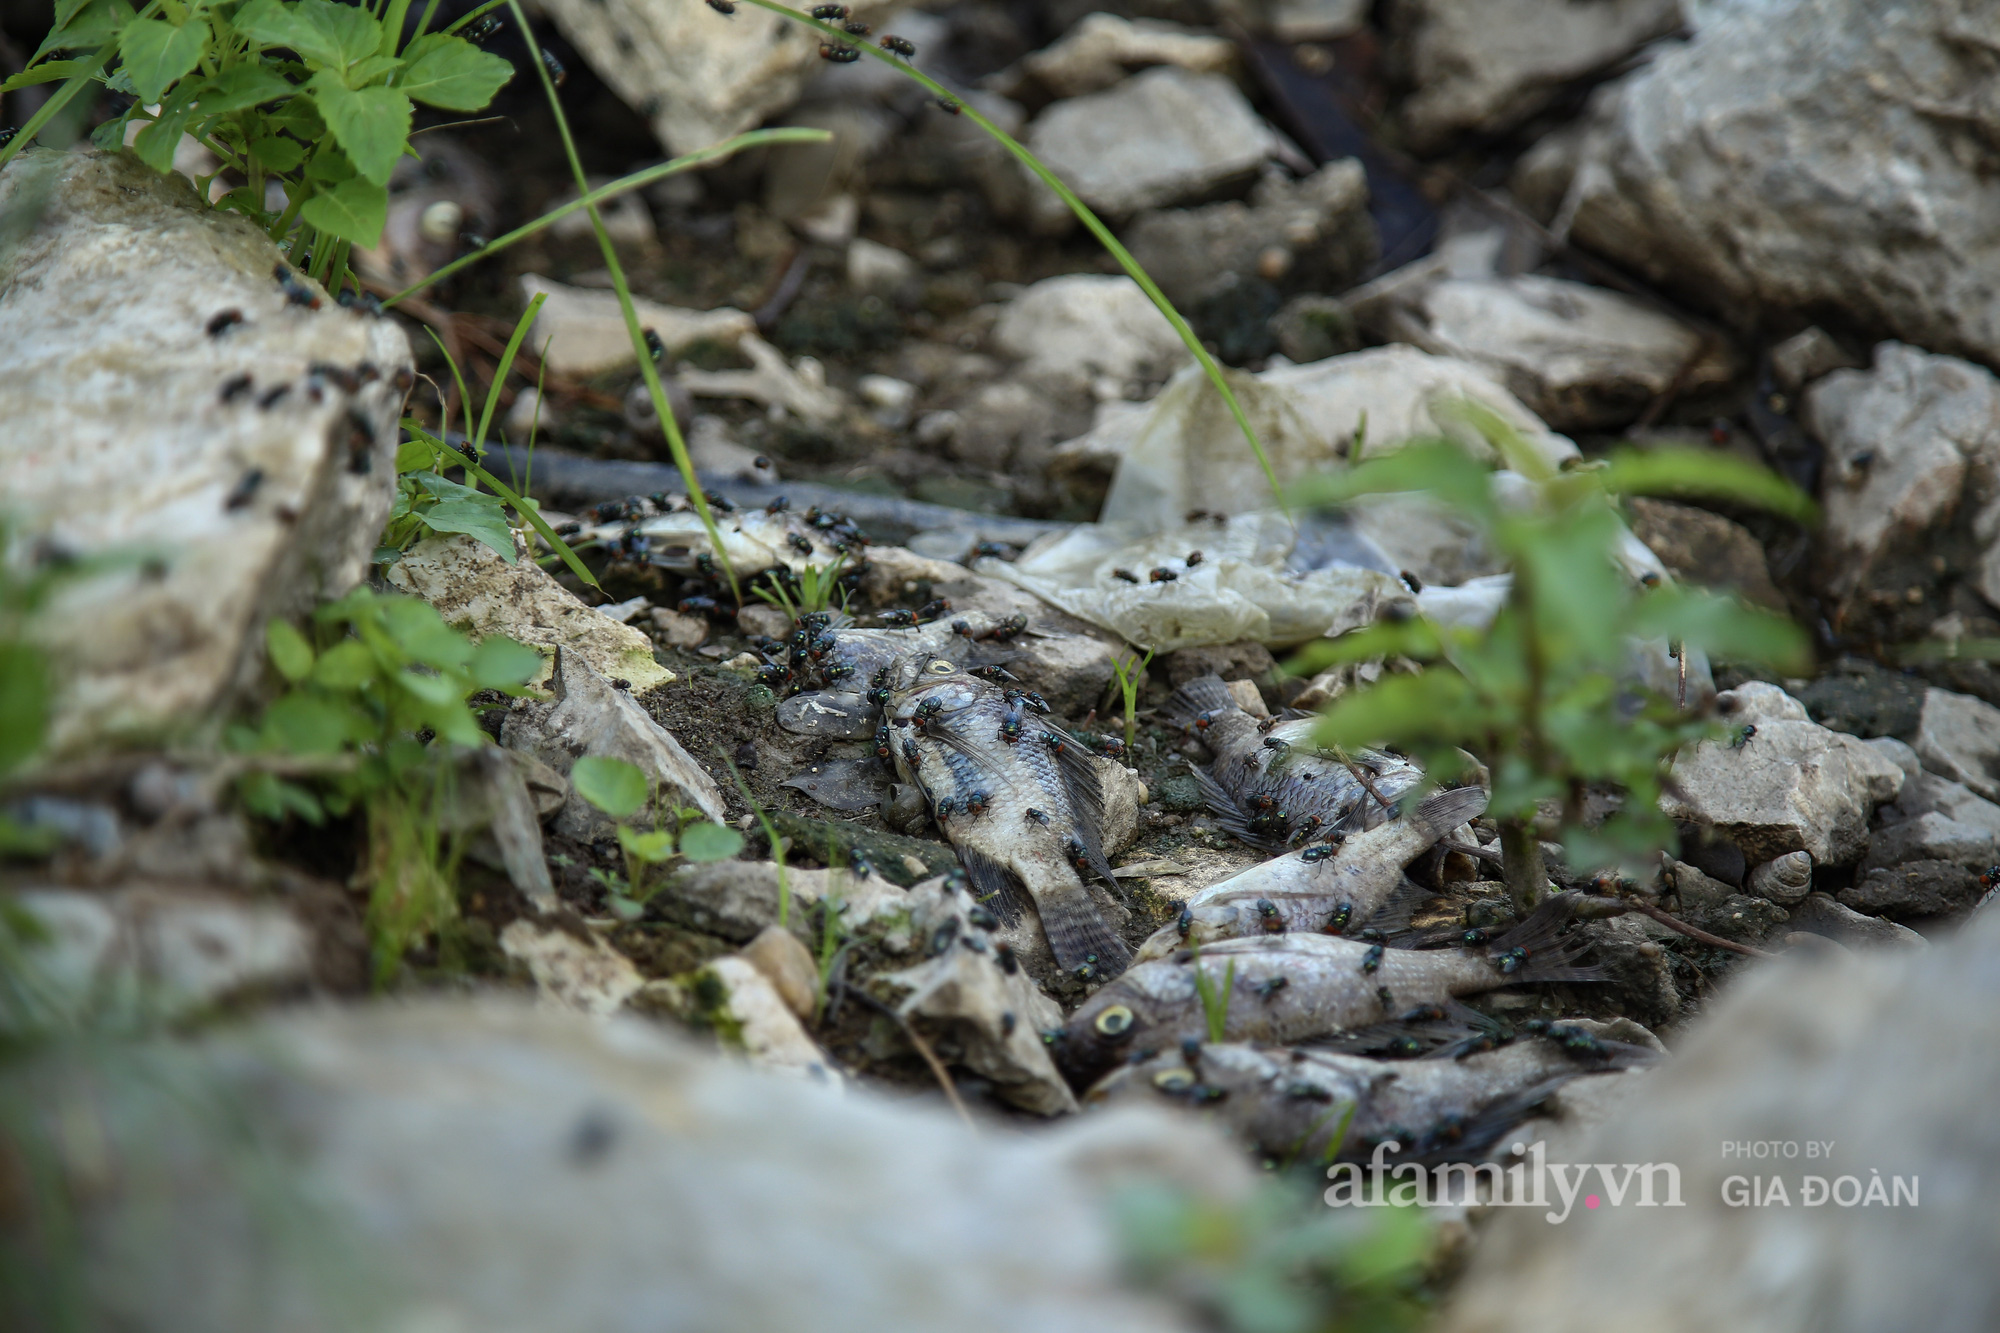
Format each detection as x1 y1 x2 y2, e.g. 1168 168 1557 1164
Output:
1331 745 1395 828
840 986 975 1130
1626 898 1776 959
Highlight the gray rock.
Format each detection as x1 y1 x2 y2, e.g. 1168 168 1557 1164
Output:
1124 161 1375 310
1269 294 1362 364
1213 0 1368 41
1015 14 1237 99
1350 270 1731 430
501 649 726 840
993 274 1189 394
539 0 890 152
1558 0 2000 368
1867 769 2000 875
1769 326 1864 395
1393 0 1684 153
0 151 407 757
1913 686 2000 805
9 886 311 1027
1840 860 1980 921
1021 67 1278 232
387 532 673 692
1438 893 2000 1333
1626 497 1786 610
9 999 1236 1332
1801 343 2000 605
1784 892 1927 951
1860 736 1923 786
499 918 645 1017
1663 683 1905 865
1745 850 1814 907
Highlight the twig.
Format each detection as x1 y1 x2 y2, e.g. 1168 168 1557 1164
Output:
1627 899 1775 959
1332 745 1395 827
753 248 812 331
1442 838 1505 867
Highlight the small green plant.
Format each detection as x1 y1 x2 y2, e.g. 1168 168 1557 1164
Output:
1293 405 1815 909
751 551 850 622
3 0 516 290
1109 1177 1431 1333
570 754 744 919
233 588 543 981
1109 647 1154 751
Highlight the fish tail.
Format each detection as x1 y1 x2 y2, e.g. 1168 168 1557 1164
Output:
1191 766 1266 844
1033 878 1133 978
1162 674 1236 727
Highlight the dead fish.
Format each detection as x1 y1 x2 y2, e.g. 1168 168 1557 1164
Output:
813 610 1022 695
1134 787 1489 962
884 653 1131 977
579 494 861 575
1164 675 1425 848
1085 1029 1654 1165
1052 897 1595 1089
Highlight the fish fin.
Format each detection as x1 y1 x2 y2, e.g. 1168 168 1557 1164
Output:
1410 786 1489 839
1388 1074 1576 1167
1189 765 1283 848
1356 875 1441 941
1031 875 1133 977
1490 895 1601 982
957 844 1031 928
1301 1001 1499 1058
1161 674 1236 727
1046 722 1120 886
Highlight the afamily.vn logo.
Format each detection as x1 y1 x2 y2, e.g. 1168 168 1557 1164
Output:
1324 1140 1684 1223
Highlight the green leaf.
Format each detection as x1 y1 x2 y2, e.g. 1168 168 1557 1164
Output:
32 0 132 61
419 495 516 563
466 636 543 690
311 638 378 690
262 692 361 755
237 0 380 68
307 70 410 185
120 17 208 105
1600 447 1818 524
378 598 473 670
130 92 198 172
297 173 388 246
396 33 512 111
248 134 306 171
1290 438 1500 527
618 826 675 863
0 642 51 777
197 62 294 113
266 619 315 682
396 437 439 472
571 755 647 819
345 54 403 86
678 821 745 863
238 770 326 824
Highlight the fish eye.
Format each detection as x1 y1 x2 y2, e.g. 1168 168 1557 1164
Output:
1152 1068 1195 1091
1094 1004 1134 1037
928 659 954 674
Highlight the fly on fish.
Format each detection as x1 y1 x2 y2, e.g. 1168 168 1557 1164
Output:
882 653 1132 978
1163 675 1425 849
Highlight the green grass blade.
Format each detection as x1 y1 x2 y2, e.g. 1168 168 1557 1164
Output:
504 0 758 602
421 325 474 443
380 128 829 307
0 41 117 172
731 0 1285 515
474 291 545 452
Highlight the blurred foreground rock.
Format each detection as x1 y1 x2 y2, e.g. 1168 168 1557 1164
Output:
0 150 408 757
1439 900 2000 1333
1 1000 1242 1332
1554 0 2000 364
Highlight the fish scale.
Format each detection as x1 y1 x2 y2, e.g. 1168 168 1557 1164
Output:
885 653 1131 976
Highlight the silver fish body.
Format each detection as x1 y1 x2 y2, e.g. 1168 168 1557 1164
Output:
580 498 856 575
1055 901 1593 1089
1163 676 1426 849
1085 1034 1651 1164
884 653 1131 977
1133 786 1488 962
